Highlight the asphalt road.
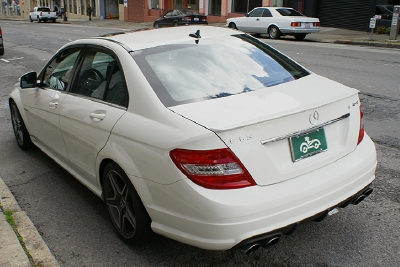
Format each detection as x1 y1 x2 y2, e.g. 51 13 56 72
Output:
0 21 399 266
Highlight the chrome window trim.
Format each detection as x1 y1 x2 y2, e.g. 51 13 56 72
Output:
260 113 350 145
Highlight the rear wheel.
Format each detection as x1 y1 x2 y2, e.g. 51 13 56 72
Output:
10 101 32 150
294 34 307 41
173 21 178 27
0 47 4 56
268 26 281 39
29 16 33 22
153 22 159 28
102 162 153 245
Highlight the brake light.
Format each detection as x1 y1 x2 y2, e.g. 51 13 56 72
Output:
291 22 301 27
40 11 42 16
182 16 191 21
357 105 365 145
170 148 256 189
314 22 320 27
202 17 207 22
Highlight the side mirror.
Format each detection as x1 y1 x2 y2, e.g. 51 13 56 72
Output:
245 13 249 17
20 72 37 88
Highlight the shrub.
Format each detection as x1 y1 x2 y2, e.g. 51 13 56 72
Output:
376 26 386 34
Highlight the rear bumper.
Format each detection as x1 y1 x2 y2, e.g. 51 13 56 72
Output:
139 134 376 250
280 27 321 35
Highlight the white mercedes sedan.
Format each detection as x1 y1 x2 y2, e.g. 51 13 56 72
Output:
9 26 376 254
226 7 321 40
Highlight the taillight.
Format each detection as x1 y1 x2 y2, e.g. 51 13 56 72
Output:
202 17 207 22
290 22 301 27
170 148 256 189
40 11 42 16
314 22 320 27
182 16 191 21
357 105 365 145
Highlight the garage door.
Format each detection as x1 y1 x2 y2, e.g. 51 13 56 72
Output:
317 0 371 31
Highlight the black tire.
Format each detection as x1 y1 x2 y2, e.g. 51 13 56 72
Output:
37 16 41 23
228 22 237 30
102 162 153 245
29 16 33 22
173 21 178 27
294 34 306 41
10 101 32 150
0 47 4 56
268 26 281 39
52 19 56 23
153 22 159 28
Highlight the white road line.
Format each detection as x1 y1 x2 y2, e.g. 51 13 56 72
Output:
1 59 10 62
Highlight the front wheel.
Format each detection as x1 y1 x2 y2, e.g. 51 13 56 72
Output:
10 101 32 150
102 162 153 245
153 22 159 28
29 16 33 22
228 22 237 30
294 34 306 41
268 26 281 39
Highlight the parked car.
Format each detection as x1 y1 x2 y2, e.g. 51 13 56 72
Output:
153 9 207 28
226 7 320 40
0 26 4 56
9 26 376 254
29 6 58 23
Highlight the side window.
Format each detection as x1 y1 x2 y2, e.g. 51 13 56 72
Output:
42 47 81 91
74 48 128 107
165 11 173 17
262 9 272 17
249 9 264 17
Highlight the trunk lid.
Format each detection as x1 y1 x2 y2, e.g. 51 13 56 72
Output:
169 74 361 186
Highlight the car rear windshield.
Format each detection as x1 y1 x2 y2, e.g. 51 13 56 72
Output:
276 8 304 16
181 9 201 15
37 7 51 12
131 34 309 107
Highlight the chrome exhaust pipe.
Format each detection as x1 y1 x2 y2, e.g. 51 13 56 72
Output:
260 236 280 248
364 188 373 196
353 194 366 205
237 243 261 255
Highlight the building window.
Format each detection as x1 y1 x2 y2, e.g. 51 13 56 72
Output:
209 0 221 15
150 0 159 9
232 0 262 13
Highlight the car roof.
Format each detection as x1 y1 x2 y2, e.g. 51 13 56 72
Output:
93 26 238 51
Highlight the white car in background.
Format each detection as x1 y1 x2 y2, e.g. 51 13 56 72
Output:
226 7 321 40
9 26 376 254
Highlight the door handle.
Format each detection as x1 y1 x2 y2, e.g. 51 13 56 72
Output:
49 101 58 109
90 112 106 121
256 19 260 21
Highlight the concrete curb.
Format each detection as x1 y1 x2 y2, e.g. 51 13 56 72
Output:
0 177 59 267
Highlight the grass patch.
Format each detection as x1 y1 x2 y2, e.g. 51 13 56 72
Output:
0 205 35 265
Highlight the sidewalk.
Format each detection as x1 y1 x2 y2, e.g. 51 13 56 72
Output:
0 17 399 267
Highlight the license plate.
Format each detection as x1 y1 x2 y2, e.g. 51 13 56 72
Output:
194 18 199 21
289 128 327 162
304 22 310 28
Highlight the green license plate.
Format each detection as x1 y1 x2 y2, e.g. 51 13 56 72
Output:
289 128 328 162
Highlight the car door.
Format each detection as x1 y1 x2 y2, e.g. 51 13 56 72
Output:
241 8 264 32
59 46 128 185
258 8 273 34
21 46 82 160
161 10 174 27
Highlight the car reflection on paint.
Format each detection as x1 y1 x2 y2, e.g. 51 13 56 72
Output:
153 9 208 28
9 26 376 254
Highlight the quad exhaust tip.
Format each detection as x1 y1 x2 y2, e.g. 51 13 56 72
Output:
238 236 281 255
